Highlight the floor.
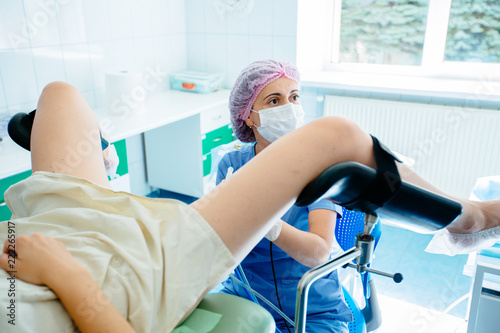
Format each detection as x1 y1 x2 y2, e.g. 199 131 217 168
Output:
150 189 473 333
368 223 471 333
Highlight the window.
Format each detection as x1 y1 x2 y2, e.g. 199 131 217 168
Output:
325 0 500 79
339 0 429 66
445 0 500 63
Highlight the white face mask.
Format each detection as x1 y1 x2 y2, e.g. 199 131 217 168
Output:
251 103 305 142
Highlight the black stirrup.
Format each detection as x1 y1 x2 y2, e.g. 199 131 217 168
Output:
296 161 462 233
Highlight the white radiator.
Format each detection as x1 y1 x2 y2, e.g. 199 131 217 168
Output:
324 96 500 199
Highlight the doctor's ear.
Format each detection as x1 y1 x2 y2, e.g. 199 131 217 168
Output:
244 118 254 128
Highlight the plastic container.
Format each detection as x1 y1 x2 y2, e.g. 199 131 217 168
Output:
170 71 224 94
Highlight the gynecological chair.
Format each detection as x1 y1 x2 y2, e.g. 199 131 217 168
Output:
191 161 461 333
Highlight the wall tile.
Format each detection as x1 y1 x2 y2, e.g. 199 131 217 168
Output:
23 0 62 47
205 34 226 74
272 0 298 36
108 0 133 40
272 35 296 63
81 90 96 109
169 34 188 72
57 0 87 45
273 0 297 37
94 87 106 109
110 39 136 71
131 0 153 38
226 15 249 36
88 42 115 91
62 44 94 93
150 0 170 35
0 1 29 50
226 35 250 76
0 73 7 110
152 36 172 73
82 0 112 43
134 38 156 71
249 35 273 63
168 0 187 34
205 3 226 34
0 50 38 107
185 0 205 34
186 34 206 71
32 46 67 93
248 0 274 36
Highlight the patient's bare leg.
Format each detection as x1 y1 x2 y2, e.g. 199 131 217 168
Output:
30 81 110 188
191 117 500 262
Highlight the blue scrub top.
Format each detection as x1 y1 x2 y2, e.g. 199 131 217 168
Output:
216 143 353 323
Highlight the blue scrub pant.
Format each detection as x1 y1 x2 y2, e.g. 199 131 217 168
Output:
276 315 349 333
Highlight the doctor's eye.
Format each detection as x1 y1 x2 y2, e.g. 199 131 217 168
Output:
268 98 279 105
290 94 300 102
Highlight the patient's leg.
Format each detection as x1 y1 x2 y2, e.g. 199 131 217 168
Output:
31 81 110 188
191 116 500 262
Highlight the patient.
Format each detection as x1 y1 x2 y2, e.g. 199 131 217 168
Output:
0 80 499 333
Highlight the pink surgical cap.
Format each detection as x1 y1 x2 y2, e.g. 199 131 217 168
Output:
229 59 300 142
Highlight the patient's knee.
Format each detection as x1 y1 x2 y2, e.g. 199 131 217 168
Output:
311 115 364 140
42 81 79 96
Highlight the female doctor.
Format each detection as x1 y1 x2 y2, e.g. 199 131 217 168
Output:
216 60 351 333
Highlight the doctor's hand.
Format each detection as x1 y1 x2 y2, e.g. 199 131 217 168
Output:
0 233 86 288
265 220 283 242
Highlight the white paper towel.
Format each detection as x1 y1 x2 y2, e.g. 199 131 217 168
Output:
105 71 145 116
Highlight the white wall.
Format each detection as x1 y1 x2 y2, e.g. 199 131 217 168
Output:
185 0 298 89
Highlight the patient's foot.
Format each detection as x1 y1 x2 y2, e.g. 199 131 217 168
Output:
446 199 500 234
425 199 500 256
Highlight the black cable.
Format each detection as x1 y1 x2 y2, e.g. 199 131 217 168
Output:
270 242 292 333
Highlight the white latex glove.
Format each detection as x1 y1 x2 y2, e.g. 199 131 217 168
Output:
265 220 283 242
103 144 119 179
425 226 500 256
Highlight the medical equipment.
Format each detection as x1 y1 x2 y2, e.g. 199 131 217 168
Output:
293 161 462 332
170 71 223 94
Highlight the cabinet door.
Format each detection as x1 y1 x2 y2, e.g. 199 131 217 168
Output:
109 139 131 192
202 124 234 156
145 114 204 198
0 170 32 221
202 124 234 177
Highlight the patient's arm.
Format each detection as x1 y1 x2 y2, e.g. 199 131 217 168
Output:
0 234 135 333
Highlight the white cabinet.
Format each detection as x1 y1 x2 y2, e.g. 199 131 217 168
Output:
144 105 233 198
467 256 500 333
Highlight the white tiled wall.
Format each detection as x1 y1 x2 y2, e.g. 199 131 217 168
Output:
185 0 298 88
0 0 188 195
0 0 187 116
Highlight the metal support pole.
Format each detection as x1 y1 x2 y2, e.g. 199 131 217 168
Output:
294 247 362 333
